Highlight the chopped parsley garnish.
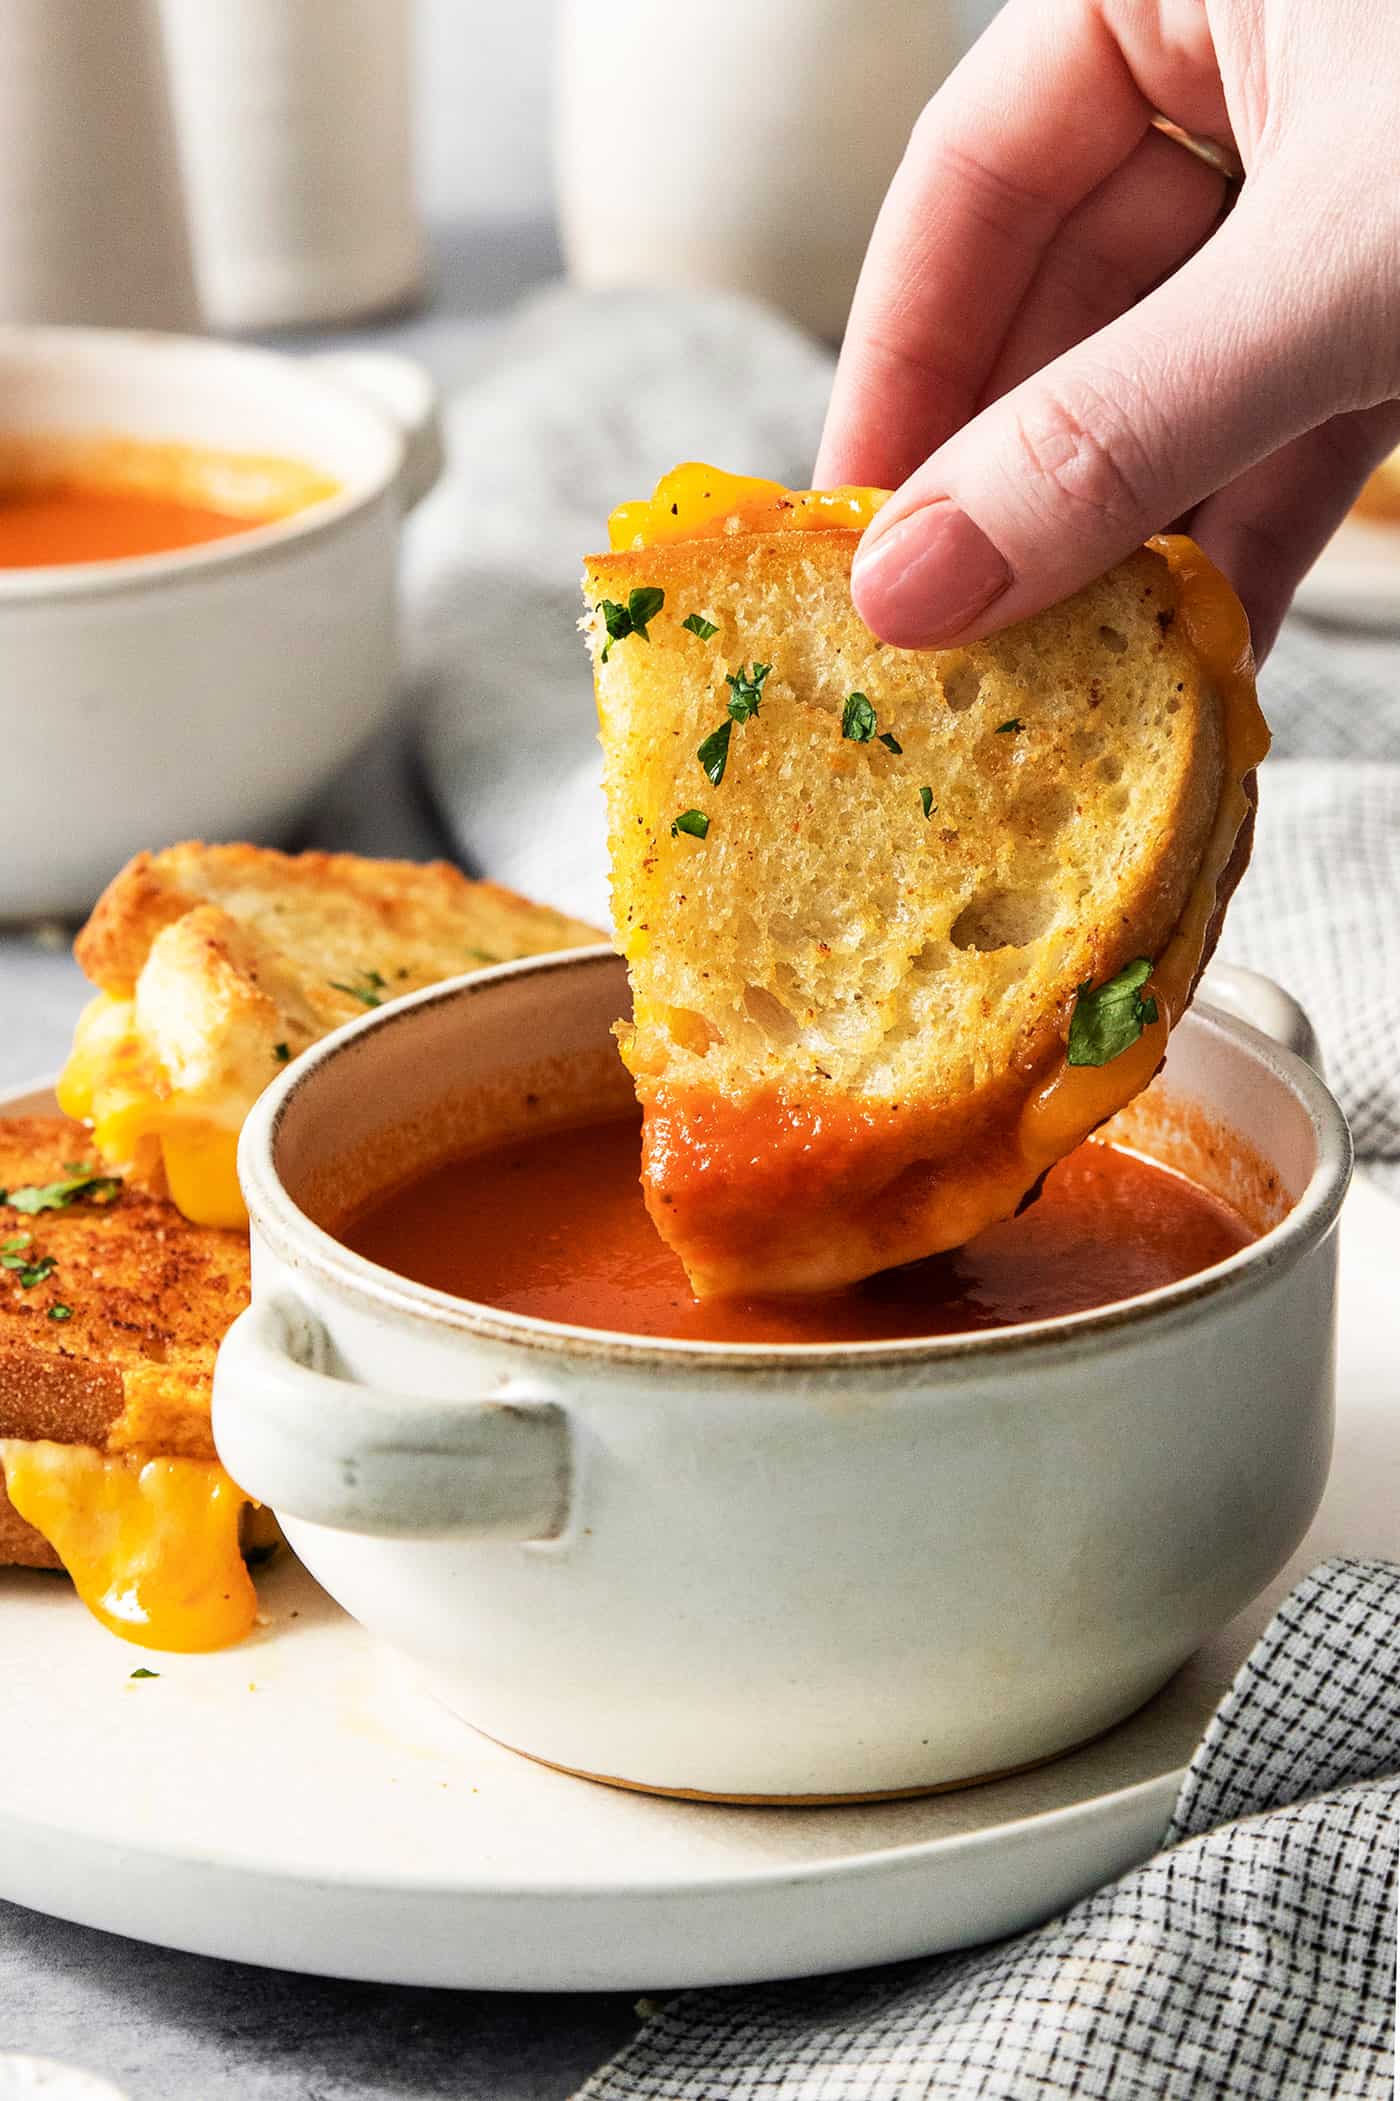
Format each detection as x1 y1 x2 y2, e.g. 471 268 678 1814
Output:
919 786 936 819
129 1666 159 1678
878 730 903 754
597 585 665 661
1066 959 1159 1067
273 1042 290 1064
697 719 733 786
48 1304 72 1323
724 661 771 722
697 663 768 789
682 612 719 641
1 1168 121 1215
842 692 878 743
2 1242 56 1288
995 718 1025 735
2 1230 60 1291
671 808 710 839
329 970 388 1009
464 948 500 965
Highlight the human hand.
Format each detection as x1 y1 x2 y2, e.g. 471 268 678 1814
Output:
817 0 1400 657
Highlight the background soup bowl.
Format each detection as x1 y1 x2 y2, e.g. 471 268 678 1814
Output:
0 325 441 919
213 951 1350 1802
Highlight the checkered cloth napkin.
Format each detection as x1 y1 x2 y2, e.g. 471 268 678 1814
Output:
577 1560 1399 2101
405 290 1400 2095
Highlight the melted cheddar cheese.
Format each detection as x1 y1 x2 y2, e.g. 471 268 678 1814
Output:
0 1441 255 1651
609 463 886 549
58 994 246 1229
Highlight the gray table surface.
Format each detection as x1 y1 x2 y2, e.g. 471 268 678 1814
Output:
0 217 642 2101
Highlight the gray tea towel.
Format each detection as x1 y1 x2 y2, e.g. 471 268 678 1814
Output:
577 1558 1399 2101
405 285 1400 1196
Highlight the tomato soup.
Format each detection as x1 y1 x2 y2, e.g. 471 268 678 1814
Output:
341 1114 1254 1345
0 435 338 568
0 487 269 567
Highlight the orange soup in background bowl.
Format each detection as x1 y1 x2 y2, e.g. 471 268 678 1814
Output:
0 431 338 568
0 326 441 919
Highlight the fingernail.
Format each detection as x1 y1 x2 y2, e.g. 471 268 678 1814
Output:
853 503 1012 646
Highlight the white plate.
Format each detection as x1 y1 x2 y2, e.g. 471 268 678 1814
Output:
1292 515 1400 629
2 1081 1397 1991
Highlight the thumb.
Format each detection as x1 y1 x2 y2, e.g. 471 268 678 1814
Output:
851 194 1366 647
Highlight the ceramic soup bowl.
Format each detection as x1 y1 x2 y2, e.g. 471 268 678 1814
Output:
213 951 1350 1802
0 325 441 918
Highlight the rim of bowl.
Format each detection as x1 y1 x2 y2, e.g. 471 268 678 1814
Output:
239 947 1354 1374
0 325 400 603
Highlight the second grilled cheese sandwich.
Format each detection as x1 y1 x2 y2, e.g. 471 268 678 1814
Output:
60 844 604 1227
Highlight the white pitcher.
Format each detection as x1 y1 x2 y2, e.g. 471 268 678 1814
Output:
159 0 426 331
0 0 199 329
555 0 954 341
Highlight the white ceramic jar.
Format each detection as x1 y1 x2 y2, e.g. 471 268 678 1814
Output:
0 327 441 919
214 952 1350 1803
555 0 955 341
159 0 426 331
0 0 198 329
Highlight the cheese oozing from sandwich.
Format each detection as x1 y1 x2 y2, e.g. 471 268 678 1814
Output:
586 469 1268 1296
58 994 244 1228
0 1441 254 1650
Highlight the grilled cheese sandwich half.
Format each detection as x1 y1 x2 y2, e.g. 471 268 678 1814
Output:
585 466 1267 1297
0 1115 257 1650
59 844 604 1228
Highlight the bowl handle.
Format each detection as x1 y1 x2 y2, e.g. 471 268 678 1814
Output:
212 1297 571 1541
1197 961 1323 1074
303 348 445 513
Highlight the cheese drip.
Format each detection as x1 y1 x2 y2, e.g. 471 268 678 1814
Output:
0 1442 255 1651
609 464 886 549
57 993 246 1229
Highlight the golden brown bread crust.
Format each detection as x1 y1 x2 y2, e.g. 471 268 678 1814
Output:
74 855 197 996
75 844 604 998
0 1116 243 1468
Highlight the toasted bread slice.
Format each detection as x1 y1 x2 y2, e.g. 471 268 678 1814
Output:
0 1115 259 1648
60 844 604 1227
584 529 1266 1296
0 1115 246 1462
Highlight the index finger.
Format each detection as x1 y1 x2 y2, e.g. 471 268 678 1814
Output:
817 0 1183 490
